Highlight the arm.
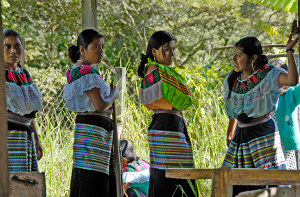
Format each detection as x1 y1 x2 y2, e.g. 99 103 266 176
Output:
86 86 119 112
31 120 43 160
227 118 237 147
279 34 299 86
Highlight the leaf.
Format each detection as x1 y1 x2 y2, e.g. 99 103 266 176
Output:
247 0 298 13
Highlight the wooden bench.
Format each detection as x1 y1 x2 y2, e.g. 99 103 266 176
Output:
165 167 300 197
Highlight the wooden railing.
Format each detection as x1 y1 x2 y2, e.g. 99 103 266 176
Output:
166 167 300 197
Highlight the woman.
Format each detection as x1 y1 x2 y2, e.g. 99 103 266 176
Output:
63 29 119 197
138 31 197 197
120 139 150 197
270 59 300 170
4 29 43 172
223 35 299 196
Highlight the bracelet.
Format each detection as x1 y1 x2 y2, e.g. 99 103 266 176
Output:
286 48 295 53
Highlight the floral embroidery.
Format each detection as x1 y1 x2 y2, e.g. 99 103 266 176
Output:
7 72 17 82
135 165 142 172
79 65 93 75
232 64 274 94
147 73 155 84
67 65 101 83
141 69 161 89
252 74 259 82
240 82 246 90
6 68 33 86
19 72 28 83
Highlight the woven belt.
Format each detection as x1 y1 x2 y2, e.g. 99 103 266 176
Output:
7 112 33 126
153 109 182 117
238 115 271 128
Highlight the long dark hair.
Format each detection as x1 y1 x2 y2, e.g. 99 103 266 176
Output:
227 36 268 97
68 29 104 63
138 31 175 78
120 139 140 163
3 29 22 42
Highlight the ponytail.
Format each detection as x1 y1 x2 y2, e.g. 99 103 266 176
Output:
138 53 150 78
68 45 80 63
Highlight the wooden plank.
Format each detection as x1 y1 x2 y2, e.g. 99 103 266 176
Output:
266 53 298 58
0 2 9 196
81 0 97 30
213 44 286 50
115 67 126 139
212 170 222 197
230 169 300 185
166 168 300 185
165 168 215 179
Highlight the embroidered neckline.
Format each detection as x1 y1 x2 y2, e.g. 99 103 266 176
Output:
232 64 274 94
66 64 101 83
6 68 33 86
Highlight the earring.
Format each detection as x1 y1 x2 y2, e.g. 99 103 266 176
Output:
251 62 255 71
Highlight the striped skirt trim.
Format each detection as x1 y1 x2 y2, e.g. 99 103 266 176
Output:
222 119 286 169
7 112 33 126
148 130 194 169
7 130 38 172
73 123 113 174
128 188 148 197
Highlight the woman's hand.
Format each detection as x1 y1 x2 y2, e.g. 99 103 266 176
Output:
279 34 299 86
227 118 237 147
86 86 119 112
110 86 119 101
123 182 130 196
286 34 299 51
34 136 43 160
31 120 43 160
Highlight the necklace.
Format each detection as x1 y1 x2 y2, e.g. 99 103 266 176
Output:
237 70 258 82
77 59 90 65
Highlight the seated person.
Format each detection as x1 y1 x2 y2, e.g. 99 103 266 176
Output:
120 139 150 197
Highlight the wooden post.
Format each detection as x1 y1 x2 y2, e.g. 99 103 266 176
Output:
0 2 10 196
111 91 122 197
115 67 126 139
81 0 97 30
20 39 25 67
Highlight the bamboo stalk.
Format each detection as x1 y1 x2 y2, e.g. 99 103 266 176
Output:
111 83 122 197
213 44 286 50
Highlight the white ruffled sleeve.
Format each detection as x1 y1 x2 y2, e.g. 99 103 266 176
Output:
6 82 43 116
63 73 110 112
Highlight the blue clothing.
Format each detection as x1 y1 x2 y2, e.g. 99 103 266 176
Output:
275 84 300 151
224 66 286 119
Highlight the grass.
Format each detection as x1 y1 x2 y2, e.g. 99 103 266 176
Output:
34 62 231 196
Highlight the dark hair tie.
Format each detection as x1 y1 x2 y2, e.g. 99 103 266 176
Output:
140 53 148 61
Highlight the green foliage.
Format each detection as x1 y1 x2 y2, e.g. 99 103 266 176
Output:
247 0 298 13
2 0 81 69
2 0 295 71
